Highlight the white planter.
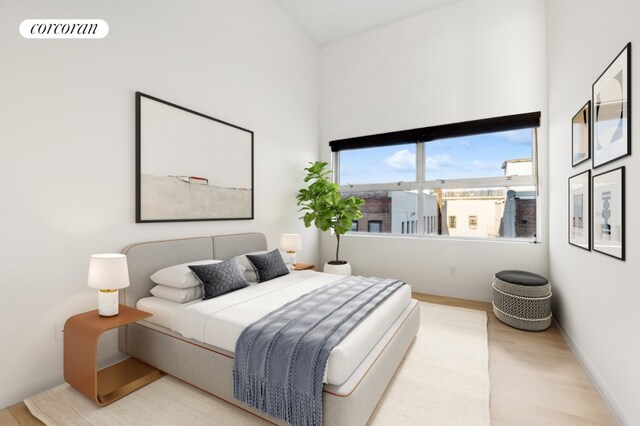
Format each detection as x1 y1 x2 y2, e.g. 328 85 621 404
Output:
323 262 351 276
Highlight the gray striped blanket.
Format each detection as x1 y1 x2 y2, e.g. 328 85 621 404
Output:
232 275 405 426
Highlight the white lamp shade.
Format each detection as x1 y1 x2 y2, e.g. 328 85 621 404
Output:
280 234 302 252
87 253 130 290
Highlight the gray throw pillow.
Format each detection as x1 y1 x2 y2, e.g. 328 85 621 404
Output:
188 258 249 300
246 249 290 282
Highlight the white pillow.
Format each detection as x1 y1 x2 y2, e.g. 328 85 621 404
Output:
235 250 294 283
150 260 222 288
150 284 203 303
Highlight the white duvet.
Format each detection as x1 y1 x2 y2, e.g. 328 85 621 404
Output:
138 270 411 385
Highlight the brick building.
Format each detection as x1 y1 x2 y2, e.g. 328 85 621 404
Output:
515 198 536 238
348 191 391 233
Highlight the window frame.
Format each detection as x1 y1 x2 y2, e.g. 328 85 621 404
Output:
367 220 383 233
332 113 540 242
448 215 457 229
469 215 478 229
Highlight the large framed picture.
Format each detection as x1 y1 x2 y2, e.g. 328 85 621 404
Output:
592 167 625 260
136 92 254 222
592 43 631 168
571 101 590 166
568 170 590 250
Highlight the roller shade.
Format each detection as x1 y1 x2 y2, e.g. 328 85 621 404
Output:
329 111 541 152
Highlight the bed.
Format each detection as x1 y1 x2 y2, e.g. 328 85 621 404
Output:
120 233 420 425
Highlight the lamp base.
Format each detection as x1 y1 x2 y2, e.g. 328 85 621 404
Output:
98 289 119 316
286 250 297 265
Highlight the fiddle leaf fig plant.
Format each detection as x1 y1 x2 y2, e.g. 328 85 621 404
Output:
296 161 364 264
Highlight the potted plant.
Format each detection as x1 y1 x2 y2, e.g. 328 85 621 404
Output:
296 161 365 275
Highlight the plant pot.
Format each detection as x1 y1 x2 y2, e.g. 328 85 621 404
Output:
323 261 351 276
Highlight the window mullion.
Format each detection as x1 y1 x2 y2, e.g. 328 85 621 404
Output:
332 151 340 185
416 142 425 235
335 122 538 241
425 175 534 189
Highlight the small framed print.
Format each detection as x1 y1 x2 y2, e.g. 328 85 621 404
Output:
592 43 631 168
568 170 590 250
592 167 625 260
572 101 590 166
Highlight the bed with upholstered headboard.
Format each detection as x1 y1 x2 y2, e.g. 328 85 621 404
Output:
119 233 420 425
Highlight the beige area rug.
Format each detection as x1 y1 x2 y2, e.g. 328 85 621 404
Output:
25 302 490 425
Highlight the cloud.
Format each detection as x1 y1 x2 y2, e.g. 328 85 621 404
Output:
385 149 416 171
425 154 452 170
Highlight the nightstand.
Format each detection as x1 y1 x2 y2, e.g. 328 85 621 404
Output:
294 263 316 271
63 304 164 406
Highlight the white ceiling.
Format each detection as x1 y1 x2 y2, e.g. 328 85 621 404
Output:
274 0 465 46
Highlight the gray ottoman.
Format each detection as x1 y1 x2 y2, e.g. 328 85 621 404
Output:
492 270 552 331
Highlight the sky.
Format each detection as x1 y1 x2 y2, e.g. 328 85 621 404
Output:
338 128 533 185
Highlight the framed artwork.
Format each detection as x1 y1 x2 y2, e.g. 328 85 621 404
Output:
592 167 625 260
135 92 254 222
571 101 590 166
568 170 590 250
592 43 631 168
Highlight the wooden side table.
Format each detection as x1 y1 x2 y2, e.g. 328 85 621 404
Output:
64 304 164 406
294 263 316 271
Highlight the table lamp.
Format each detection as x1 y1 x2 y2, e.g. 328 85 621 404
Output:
280 234 302 265
87 253 130 316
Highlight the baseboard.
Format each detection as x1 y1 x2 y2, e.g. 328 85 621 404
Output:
553 317 628 425
0 372 64 410
0 352 128 410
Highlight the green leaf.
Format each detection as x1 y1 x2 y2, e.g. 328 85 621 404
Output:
295 161 364 260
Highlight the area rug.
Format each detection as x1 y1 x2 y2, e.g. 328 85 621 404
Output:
25 302 490 425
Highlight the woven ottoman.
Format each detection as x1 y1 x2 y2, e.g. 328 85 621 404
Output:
492 270 552 331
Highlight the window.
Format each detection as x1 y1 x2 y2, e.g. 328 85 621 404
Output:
339 144 416 185
351 220 359 232
333 112 539 240
448 216 457 229
469 216 478 229
368 220 382 233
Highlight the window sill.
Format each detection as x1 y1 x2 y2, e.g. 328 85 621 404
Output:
343 232 541 245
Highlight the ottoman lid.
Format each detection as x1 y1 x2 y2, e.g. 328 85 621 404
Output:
495 270 548 286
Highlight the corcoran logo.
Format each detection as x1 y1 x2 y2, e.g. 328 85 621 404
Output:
19 19 109 39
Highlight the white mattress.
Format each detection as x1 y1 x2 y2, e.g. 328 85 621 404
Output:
137 297 197 329
137 270 411 385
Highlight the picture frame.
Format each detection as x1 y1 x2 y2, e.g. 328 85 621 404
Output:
568 170 590 250
592 166 625 260
592 43 631 168
135 92 254 222
571 101 590 166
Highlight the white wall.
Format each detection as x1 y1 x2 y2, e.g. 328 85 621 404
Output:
547 1 640 424
0 0 319 408
319 0 548 301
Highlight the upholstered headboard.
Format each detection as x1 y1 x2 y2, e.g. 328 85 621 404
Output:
121 233 267 307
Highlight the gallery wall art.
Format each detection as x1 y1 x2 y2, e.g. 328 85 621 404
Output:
568 170 590 250
592 43 631 168
592 167 624 260
572 101 590 166
568 43 630 261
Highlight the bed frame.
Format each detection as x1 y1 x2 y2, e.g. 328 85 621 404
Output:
120 233 420 425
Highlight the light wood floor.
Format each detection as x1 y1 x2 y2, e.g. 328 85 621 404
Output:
1 294 617 425
413 293 617 426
